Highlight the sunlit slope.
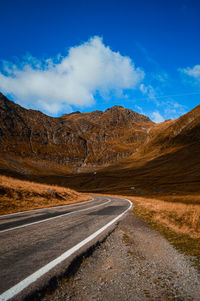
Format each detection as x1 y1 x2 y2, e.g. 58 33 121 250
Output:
0 93 153 176
59 105 200 196
0 174 89 214
101 105 200 194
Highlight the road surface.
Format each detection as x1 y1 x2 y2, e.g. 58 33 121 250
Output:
0 195 132 301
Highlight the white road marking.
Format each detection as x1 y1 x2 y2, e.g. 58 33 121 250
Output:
0 198 132 301
0 199 111 233
0 198 95 218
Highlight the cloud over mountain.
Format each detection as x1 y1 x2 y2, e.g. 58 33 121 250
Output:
0 36 144 115
151 111 165 123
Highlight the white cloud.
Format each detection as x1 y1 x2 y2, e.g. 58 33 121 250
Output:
0 36 144 115
180 65 200 81
163 100 186 119
139 83 155 99
151 111 165 123
139 83 160 106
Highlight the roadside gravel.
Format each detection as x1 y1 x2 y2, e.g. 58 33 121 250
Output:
43 212 200 301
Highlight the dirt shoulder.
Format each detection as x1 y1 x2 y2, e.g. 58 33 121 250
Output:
89 193 200 265
43 212 200 301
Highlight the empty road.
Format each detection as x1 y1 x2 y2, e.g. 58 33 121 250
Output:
0 195 132 301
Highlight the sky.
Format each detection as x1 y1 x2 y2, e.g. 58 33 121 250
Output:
0 0 200 122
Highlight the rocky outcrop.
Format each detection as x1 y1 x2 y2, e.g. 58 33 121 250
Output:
0 94 88 170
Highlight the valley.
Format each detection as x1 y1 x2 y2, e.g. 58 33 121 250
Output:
0 93 200 300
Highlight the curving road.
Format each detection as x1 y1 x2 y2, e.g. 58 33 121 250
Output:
0 195 132 301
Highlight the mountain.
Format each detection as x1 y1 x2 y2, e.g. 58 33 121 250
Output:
63 105 200 196
0 93 153 176
1 93 200 196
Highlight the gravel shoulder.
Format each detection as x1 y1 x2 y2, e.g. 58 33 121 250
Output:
43 212 200 301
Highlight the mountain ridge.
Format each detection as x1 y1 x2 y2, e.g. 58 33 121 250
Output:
0 92 200 196
0 93 153 175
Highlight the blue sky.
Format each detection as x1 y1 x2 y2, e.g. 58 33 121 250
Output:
0 0 200 122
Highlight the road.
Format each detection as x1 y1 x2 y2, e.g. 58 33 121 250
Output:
0 195 132 301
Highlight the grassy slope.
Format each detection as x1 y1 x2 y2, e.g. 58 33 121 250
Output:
0 175 90 215
91 192 200 270
131 196 200 270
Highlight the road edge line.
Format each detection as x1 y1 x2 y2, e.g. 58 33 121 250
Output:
0 198 132 301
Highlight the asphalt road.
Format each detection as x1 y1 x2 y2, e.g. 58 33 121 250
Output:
0 195 132 301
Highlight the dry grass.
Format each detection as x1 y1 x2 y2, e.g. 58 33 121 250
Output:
88 192 199 239
128 195 200 267
0 175 90 215
89 192 200 266
129 196 200 239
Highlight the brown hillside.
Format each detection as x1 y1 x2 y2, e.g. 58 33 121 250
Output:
38 105 200 197
0 93 200 197
0 93 153 176
0 174 89 214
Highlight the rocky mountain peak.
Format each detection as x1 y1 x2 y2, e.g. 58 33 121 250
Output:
105 105 124 112
105 105 151 124
60 111 81 118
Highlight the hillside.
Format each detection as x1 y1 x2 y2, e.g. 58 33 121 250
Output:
0 93 153 176
0 93 200 197
43 105 200 197
0 174 89 214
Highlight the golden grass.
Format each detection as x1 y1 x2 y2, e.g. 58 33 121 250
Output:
129 196 200 239
0 175 90 215
89 192 200 265
128 195 200 267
